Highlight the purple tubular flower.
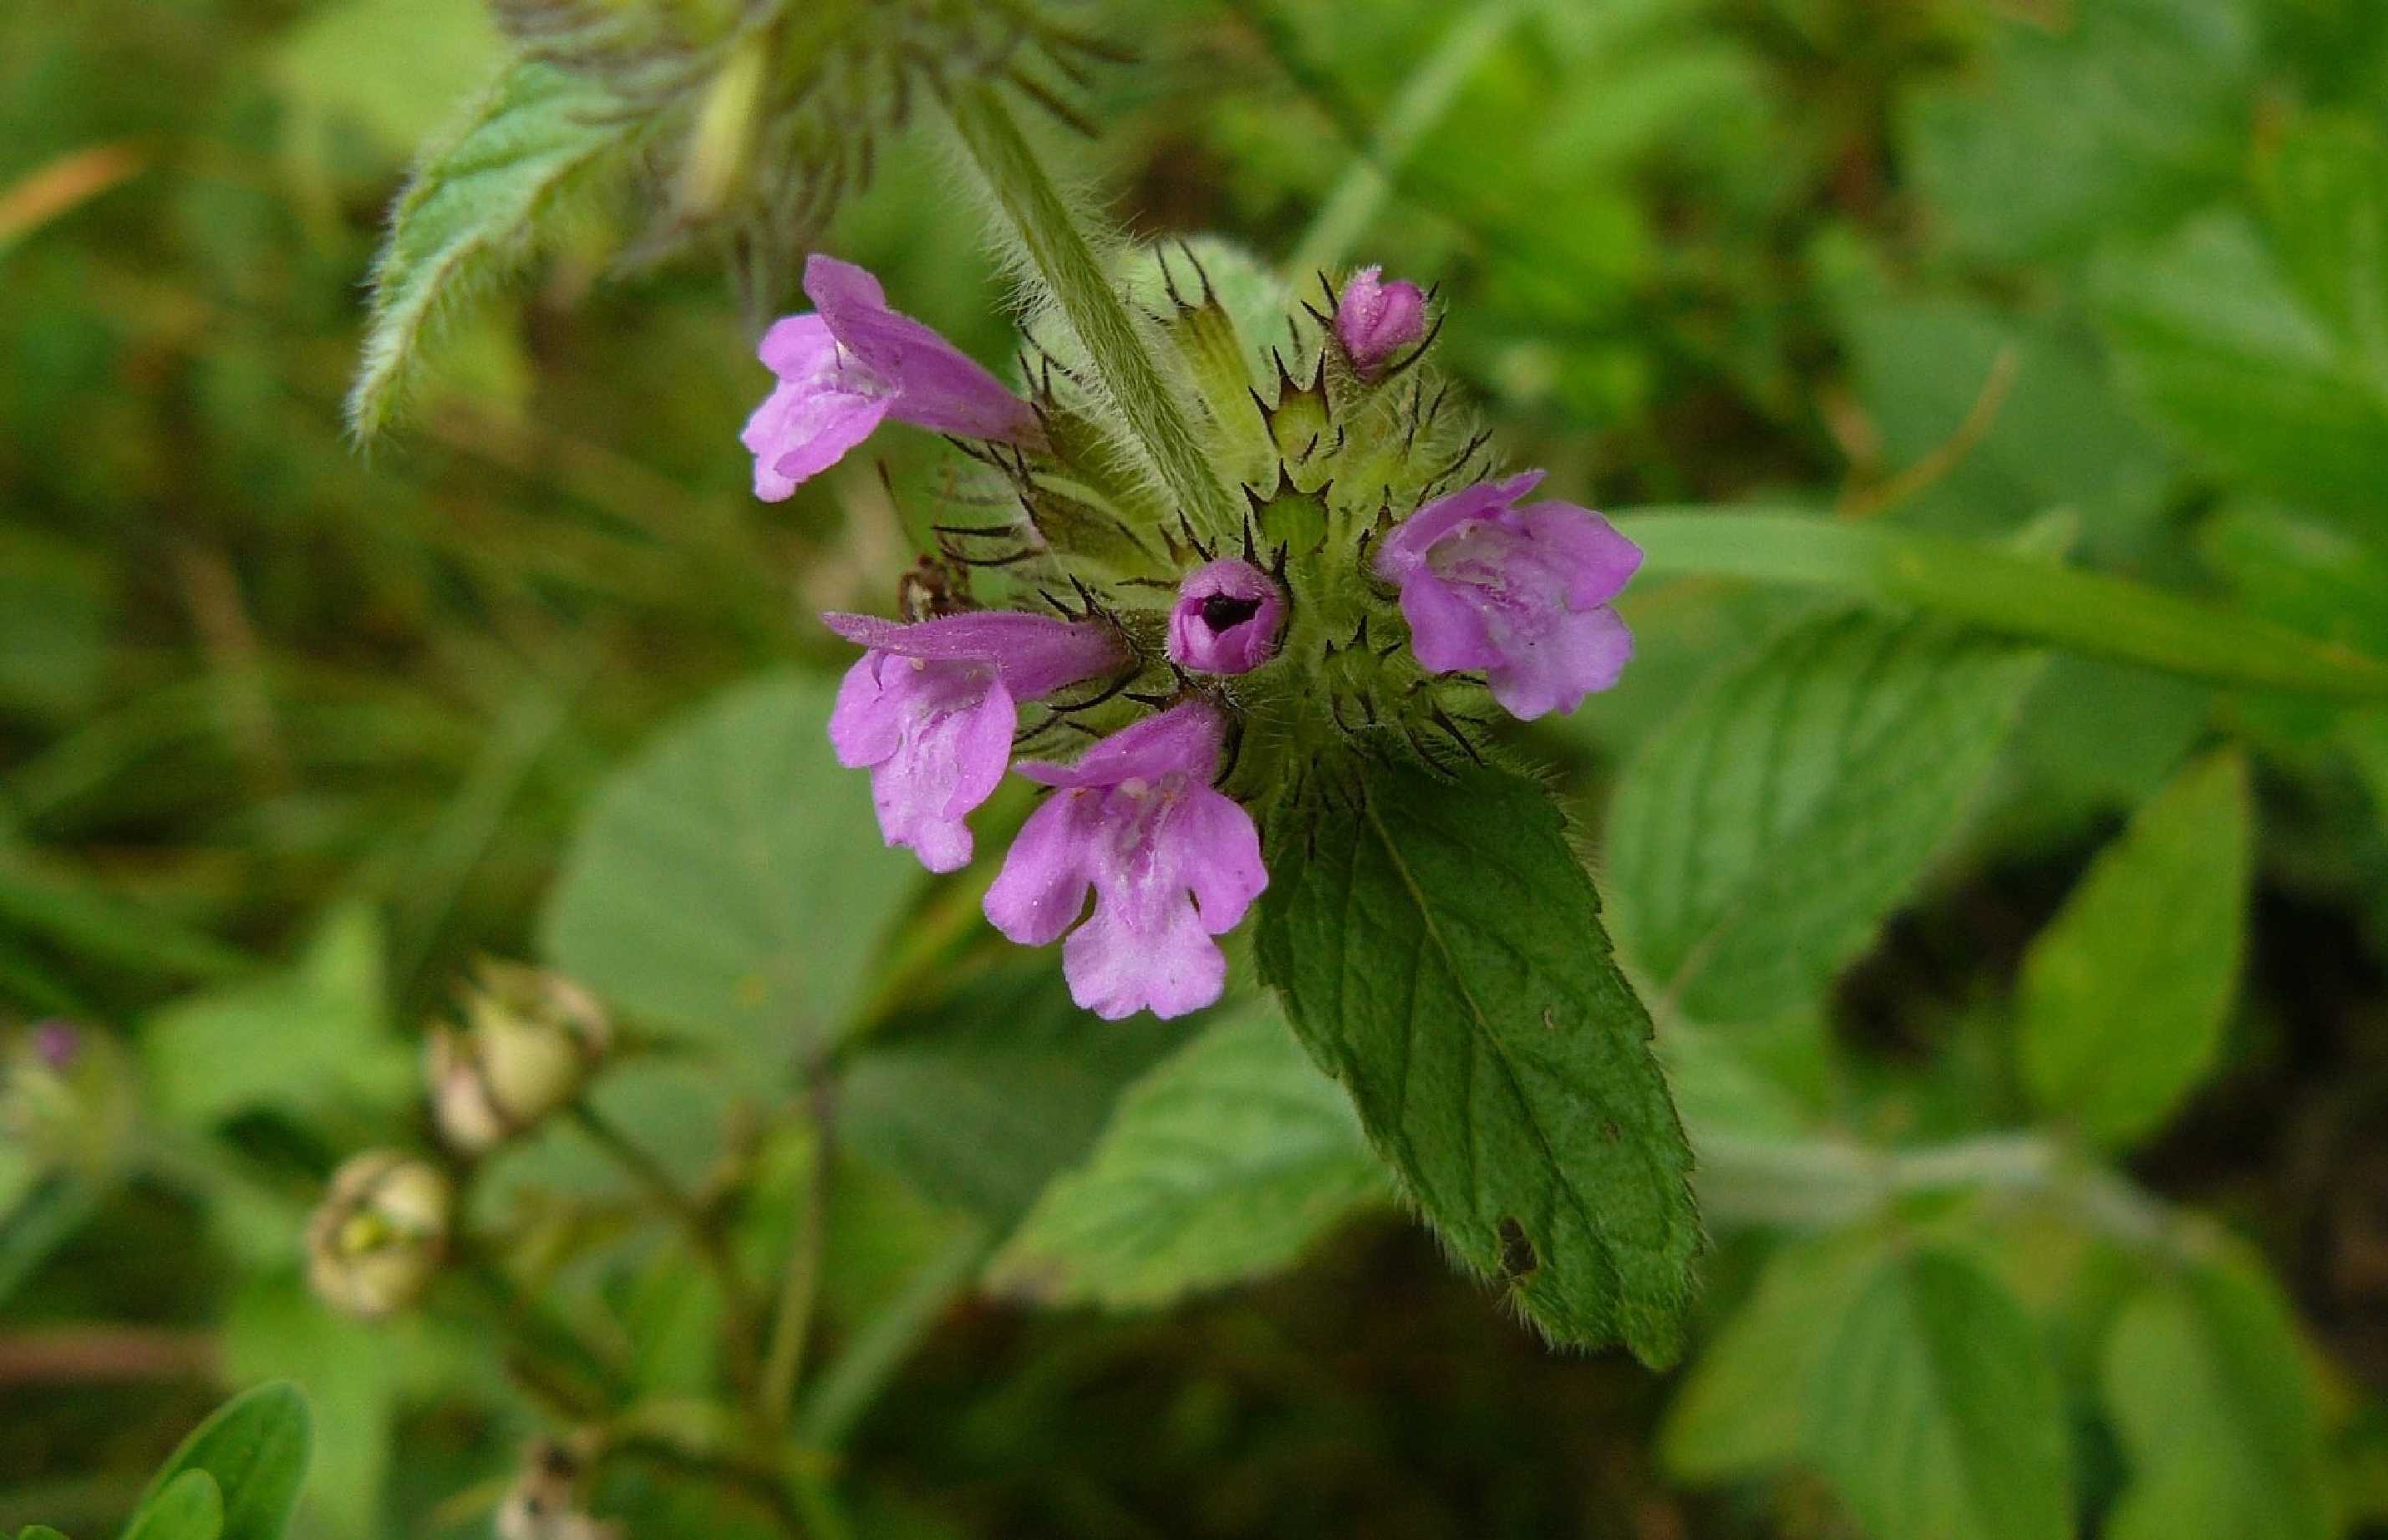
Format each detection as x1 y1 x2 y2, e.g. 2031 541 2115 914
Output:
1335 267 1427 379
826 610 1125 874
984 702 1266 1022
1166 558 1286 675
743 255 1044 501
1374 470 1643 721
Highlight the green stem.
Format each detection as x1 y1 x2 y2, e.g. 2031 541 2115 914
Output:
756 1088 836 1436
567 1101 764 1393
1613 510 2388 699
1288 0 1522 277
1695 1129 2179 1253
944 84 1237 536
796 1219 994 1451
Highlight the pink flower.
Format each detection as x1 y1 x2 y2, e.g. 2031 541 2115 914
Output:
1335 267 1427 379
1373 470 1642 720
984 703 1267 1021
743 256 1044 501
826 611 1124 874
1166 558 1286 675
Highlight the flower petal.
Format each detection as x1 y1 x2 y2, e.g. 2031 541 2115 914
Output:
1374 470 1546 581
1397 570 1503 675
1486 604 1633 721
984 788 1102 946
821 611 1123 699
1017 700 1224 790
1061 897 1226 1021
1167 786 1268 933
1514 501 1644 608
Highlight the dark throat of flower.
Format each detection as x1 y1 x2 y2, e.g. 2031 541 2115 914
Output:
1199 593 1263 633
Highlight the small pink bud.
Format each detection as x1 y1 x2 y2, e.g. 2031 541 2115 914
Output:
1336 267 1427 379
1166 559 1286 675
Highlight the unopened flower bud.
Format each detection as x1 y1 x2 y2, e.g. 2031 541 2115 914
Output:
1166 559 1286 675
427 963 611 1154
3 1020 133 1177
1335 267 1427 379
306 1151 451 1319
496 1439 621 1540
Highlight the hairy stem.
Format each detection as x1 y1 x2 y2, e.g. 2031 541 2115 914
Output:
945 84 1237 536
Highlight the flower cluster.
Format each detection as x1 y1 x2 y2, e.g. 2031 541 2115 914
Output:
746 248 1642 1019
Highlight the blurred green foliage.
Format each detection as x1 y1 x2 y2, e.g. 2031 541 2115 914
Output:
8 0 2388 1537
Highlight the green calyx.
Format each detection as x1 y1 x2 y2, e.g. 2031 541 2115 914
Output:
922 233 1501 803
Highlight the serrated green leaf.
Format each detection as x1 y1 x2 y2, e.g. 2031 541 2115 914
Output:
988 1005 1389 1308
2018 750 2252 1146
1607 612 2045 1023
132 1384 311 1540
122 1471 223 1540
1255 759 1699 1365
347 58 634 444
1809 1249 2071 1540
2101 1246 2334 1540
1659 1230 1888 1483
839 961 1195 1228
540 673 917 1073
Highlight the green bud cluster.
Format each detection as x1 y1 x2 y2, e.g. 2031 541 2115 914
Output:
928 240 1502 815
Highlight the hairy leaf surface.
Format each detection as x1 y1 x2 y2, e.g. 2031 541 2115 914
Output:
1257 759 1699 1365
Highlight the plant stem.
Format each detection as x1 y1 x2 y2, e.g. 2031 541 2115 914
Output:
567 1101 764 1394
1288 0 1521 277
756 1085 836 1436
944 83 1238 536
797 1219 994 1451
1695 1129 2182 1253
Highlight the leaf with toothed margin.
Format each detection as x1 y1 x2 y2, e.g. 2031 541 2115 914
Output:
1255 756 1700 1365
348 59 639 444
1607 609 2046 1024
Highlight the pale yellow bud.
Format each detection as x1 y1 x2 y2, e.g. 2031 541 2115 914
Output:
305 1151 452 1319
426 963 611 1154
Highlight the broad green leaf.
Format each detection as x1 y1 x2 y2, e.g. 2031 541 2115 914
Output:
142 903 409 1126
132 1384 312 1540
1255 759 1699 1365
2100 204 2388 524
347 59 634 443
123 1472 223 1540
2018 751 2252 1146
1659 1230 1887 1483
1607 612 2045 1023
1902 0 2254 262
1610 512 2388 699
541 673 917 1071
1809 1249 2071 1540
988 1006 1390 1308
2101 1247 2333 1540
839 960 1196 1229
